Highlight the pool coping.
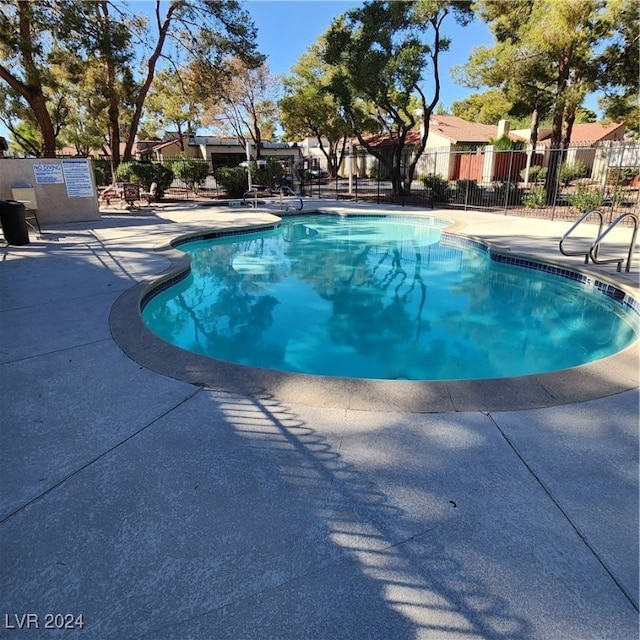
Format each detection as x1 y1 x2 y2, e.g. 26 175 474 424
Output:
109 209 640 413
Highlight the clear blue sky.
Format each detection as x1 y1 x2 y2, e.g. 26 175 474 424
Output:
245 0 600 115
245 0 494 109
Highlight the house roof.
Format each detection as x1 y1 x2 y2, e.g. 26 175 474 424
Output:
360 117 627 150
150 138 184 152
427 115 499 143
191 136 240 147
359 115 501 148
359 130 421 147
552 121 625 144
511 121 625 146
136 140 161 153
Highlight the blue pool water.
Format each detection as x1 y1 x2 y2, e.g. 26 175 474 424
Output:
142 215 639 380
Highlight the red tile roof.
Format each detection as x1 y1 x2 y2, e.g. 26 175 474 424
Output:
360 129 423 147
359 115 500 147
538 121 625 145
360 117 626 150
427 115 498 143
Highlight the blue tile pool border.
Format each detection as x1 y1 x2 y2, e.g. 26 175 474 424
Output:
440 232 639 318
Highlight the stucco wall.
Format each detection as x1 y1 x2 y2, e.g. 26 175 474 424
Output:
0 158 101 224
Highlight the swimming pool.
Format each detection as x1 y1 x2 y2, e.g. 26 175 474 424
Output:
141 214 640 381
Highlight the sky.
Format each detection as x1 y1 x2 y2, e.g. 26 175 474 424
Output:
244 0 494 109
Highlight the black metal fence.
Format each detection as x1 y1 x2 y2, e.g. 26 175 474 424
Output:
299 142 639 223
156 141 638 225
163 174 222 200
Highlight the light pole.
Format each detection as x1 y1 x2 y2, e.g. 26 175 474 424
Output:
246 141 253 191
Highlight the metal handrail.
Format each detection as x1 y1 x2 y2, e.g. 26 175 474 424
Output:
559 208 605 264
278 186 303 211
588 213 639 272
242 188 259 208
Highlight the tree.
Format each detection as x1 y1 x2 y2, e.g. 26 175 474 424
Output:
279 38 352 177
74 0 263 171
462 0 613 201
200 59 279 159
0 1 93 156
323 0 473 195
0 0 262 166
453 17 555 150
0 82 41 155
49 27 123 158
144 68 202 150
451 89 513 123
595 0 639 137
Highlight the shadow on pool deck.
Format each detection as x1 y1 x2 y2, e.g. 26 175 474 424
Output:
0 203 637 639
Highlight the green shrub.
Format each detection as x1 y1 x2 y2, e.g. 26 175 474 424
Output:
522 185 547 208
116 162 173 198
606 167 639 186
116 161 144 183
214 167 248 198
558 160 586 187
167 157 210 191
566 185 603 212
422 175 449 202
454 179 484 205
520 165 547 183
92 159 112 187
493 182 523 206
489 135 525 151
253 159 284 190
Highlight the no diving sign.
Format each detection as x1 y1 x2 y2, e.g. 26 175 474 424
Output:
33 163 64 184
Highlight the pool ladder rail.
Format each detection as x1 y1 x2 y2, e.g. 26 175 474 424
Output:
559 208 639 273
278 186 303 211
241 186 303 212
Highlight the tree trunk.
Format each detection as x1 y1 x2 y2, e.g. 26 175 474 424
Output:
253 121 262 160
561 100 577 148
29 92 57 157
545 45 573 204
390 146 404 196
107 69 121 176
0 2 58 157
96 1 121 179
529 106 539 149
123 2 176 162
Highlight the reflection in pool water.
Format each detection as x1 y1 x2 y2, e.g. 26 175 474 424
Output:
142 215 639 380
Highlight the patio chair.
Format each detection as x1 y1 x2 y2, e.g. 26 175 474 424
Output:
141 182 158 205
11 184 42 236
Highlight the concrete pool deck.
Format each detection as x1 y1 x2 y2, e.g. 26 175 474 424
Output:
1 201 638 639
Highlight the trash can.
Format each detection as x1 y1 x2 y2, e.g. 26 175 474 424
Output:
0 200 30 245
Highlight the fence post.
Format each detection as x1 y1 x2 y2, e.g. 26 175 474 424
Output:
464 150 472 211
550 147 563 221
609 141 628 222
431 158 436 209
504 149 514 214
377 158 381 205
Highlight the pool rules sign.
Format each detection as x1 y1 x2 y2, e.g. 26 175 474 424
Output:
61 159 95 198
